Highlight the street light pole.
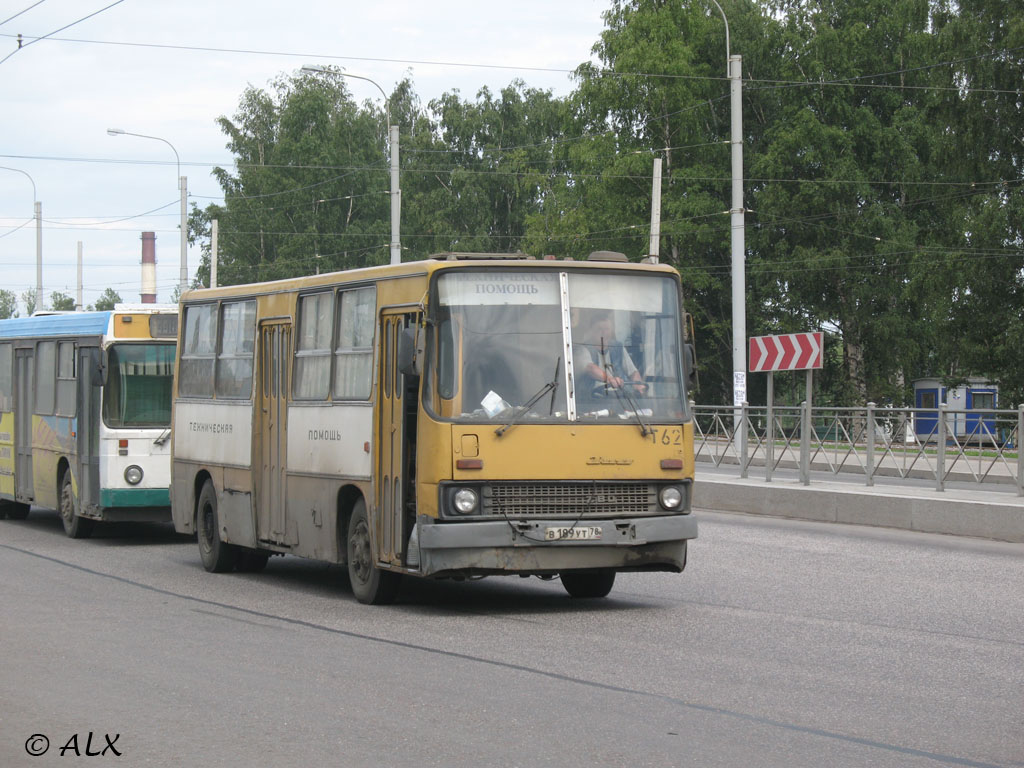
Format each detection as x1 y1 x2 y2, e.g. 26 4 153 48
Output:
0 166 42 309
301 65 401 265
107 129 188 294
703 0 746 424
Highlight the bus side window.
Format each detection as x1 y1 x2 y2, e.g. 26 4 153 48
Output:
0 343 11 412
334 287 374 400
179 304 216 398
35 341 56 416
294 292 333 400
216 300 257 399
56 341 76 417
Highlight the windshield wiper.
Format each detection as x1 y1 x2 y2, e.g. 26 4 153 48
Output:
153 427 171 446
599 341 652 438
495 357 561 437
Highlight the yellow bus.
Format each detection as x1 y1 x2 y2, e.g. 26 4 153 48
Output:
170 253 697 603
0 306 177 537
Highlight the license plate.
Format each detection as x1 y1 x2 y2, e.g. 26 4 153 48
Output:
544 526 602 541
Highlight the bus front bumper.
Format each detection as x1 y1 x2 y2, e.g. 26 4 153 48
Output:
414 513 697 578
93 488 172 522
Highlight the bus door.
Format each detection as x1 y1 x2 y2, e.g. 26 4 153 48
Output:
377 310 420 567
14 348 34 502
257 320 292 546
76 346 102 513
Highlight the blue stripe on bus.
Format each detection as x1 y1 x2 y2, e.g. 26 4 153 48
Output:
0 312 112 339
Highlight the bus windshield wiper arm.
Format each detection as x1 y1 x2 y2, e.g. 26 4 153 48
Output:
495 357 561 437
600 342 651 438
153 427 171 446
615 381 652 438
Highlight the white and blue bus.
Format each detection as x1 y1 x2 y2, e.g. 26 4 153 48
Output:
0 306 177 537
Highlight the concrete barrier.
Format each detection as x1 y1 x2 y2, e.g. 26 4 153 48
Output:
695 472 1024 543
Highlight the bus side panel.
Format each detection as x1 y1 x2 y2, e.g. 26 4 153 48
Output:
287 405 372 478
171 401 253 539
0 411 14 499
32 415 74 512
285 404 374 562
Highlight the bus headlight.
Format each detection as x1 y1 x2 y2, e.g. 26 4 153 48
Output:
124 465 144 485
452 488 479 514
658 485 683 511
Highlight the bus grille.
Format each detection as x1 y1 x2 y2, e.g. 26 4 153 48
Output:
482 482 658 517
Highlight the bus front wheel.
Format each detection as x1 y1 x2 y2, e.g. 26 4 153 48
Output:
59 470 94 539
346 499 400 605
560 569 616 599
197 480 237 573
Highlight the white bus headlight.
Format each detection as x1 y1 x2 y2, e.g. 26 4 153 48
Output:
659 485 683 510
452 488 479 514
124 465 144 485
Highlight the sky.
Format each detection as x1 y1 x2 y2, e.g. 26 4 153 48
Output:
0 0 610 312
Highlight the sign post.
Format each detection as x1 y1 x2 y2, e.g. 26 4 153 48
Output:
749 332 823 484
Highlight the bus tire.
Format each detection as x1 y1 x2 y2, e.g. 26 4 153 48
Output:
196 480 237 573
235 548 270 573
560 569 616 599
346 499 400 605
59 470 94 539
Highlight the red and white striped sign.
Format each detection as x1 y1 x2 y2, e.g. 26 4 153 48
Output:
749 332 823 372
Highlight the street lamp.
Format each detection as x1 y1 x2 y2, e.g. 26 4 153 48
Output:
301 65 401 265
0 166 42 310
107 128 189 293
702 1 747 419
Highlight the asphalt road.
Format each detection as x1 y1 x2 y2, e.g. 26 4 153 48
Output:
1 508 1021 768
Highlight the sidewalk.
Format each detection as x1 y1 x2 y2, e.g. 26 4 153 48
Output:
694 462 1024 543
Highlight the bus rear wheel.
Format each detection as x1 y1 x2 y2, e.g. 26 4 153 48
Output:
59 470 94 539
346 499 400 605
196 480 237 573
560 569 616 599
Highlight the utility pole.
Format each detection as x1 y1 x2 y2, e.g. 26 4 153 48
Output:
76 242 83 311
649 157 662 263
35 200 42 305
390 124 401 265
210 219 218 289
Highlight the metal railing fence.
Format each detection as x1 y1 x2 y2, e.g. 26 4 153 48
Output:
691 402 1024 496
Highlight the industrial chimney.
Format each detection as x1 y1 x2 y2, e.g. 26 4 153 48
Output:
141 231 157 304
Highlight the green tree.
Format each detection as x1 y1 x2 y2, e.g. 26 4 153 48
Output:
49 292 75 311
201 69 393 286
750 0 939 404
21 289 37 316
94 288 122 311
0 289 18 319
921 0 1024 402
546 0 782 403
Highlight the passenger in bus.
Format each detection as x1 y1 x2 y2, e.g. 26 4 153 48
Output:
573 309 647 397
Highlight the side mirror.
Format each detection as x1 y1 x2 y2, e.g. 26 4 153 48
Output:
89 348 107 387
684 343 698 392
398 325 424 377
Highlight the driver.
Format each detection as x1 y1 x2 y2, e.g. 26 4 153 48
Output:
573 309 647 396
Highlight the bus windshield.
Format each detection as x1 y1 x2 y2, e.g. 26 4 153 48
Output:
430 270 686 424
103 342 176 428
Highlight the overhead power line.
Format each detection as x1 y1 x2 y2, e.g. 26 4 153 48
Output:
1 32 1020 95
0 1 48 28
1 152 1019 189
0 0 125 66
